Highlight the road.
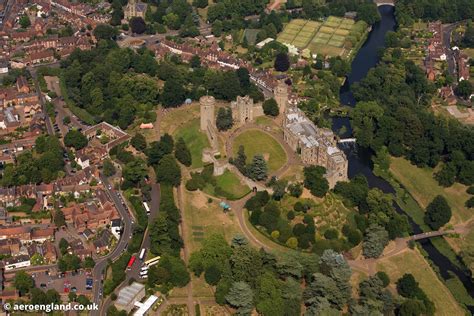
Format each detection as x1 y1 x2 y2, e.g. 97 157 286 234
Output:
30 72 54 136
443 23 458 77
0 0 13 31
90 175 133 316
97 182 161 315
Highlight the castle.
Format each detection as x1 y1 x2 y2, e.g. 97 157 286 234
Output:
230 95 264 124
124 0 147 20
199 81 348 187
282 106 348 187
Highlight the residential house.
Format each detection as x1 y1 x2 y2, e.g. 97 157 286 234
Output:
93 229 113 253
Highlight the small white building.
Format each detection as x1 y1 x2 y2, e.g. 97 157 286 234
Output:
256 37 274 49
0 61 8 74
110 219 122 240
134 295 159 316
3 255 31 271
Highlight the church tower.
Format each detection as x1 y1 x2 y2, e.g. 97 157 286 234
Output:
200 95 215 131
274 81 288 114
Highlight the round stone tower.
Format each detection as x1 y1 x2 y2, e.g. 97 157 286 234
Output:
274 81 288 114
200 95 215 131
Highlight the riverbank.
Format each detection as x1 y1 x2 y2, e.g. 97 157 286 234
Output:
376 157 474 312
333 4 474 313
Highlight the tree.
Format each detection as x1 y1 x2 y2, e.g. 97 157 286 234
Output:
274 53 290 72
193 0 208 8
204 265 221 285
255 272 284 315
350 101 384 148
247 155 268 181
147 134 174 165
103 159 116 177
456 80 473 100
93 24 118 40
357 3 380 25
234 145 247 174
122 159 147 188
131 133 147 152
59 238 69 255
236 67 251 90
31 253 45 265
19 15 31 28
14 271 34 295
466 197 474 208
64 130 88 150
376 271 390 287
162 77 186 107
225 282 254 315
303 165 329 197
216 107 233 131
262 98 279 116
82 257 95 269
424 195 451 230
397 274 419 298
54 209 66 227
175 137 192 167
155 155 181 186
288 183 303 197
130 17 147 34
190 55 201 68
286 237 298 248
363 224 389 258
77 295 91 306
398 299 425 316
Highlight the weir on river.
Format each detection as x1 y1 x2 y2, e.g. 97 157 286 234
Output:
334 5 474 312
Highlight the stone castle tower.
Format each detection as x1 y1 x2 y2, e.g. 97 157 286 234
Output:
200 95 215 131
200 95 218 150
231 95 254 124
274 81 288 113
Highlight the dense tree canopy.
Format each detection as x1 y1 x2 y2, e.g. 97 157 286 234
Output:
1 135 65 186
64 130 88 150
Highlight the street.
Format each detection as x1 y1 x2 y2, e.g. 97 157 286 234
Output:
90 175 133 316
98 183 161 314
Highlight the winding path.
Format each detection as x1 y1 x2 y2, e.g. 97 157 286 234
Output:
228 193 473 276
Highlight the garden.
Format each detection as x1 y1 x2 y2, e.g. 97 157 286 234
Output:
277 17 369 58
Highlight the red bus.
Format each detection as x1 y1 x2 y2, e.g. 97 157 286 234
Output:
127 255 136 271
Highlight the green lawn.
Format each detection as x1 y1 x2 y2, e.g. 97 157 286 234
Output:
232 129 287 173
390 157 471 225
174 119 209 169
203 170 251 201
215 170 251 200
377 249 465 316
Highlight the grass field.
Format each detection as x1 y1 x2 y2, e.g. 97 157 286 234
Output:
215 170 251 199
377 249 465 316
390 157 471 224
203 170 251 200
174 119 209 169
232 129 287 173
160 103 200 135
183 189 241 253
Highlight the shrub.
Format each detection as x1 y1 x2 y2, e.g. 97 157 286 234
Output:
324 228 339 240
287 210 295 220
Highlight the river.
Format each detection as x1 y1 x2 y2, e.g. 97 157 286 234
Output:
334 5 474 312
